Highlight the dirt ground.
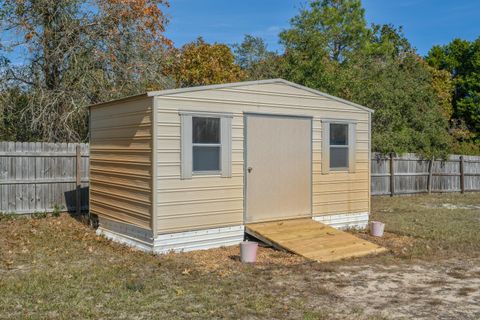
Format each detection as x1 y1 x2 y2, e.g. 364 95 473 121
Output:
1 193 480 319
170 244 480 320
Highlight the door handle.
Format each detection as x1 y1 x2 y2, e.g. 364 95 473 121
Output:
247 167 253 173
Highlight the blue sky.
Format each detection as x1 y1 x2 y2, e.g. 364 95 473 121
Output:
3 0 480 64
165 0 480 56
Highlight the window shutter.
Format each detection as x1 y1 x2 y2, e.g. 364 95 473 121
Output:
221 117 232 177
321 121 330 175
180 114 192 179
348 123 356 173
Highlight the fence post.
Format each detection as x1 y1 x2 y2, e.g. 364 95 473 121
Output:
460 156 465 194
390 152 395 197
427 157 434 194
76 145 81 214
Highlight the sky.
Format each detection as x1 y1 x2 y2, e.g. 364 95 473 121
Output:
3 0 480 65
164 0 480 56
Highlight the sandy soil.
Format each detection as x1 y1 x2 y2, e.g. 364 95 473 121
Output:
168 244 480 319
314 258 480 319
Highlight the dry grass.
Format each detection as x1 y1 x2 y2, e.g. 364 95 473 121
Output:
1 193 479 319
354 192 480 262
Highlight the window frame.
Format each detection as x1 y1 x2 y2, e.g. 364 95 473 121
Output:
179 111 233 179
192 116 222 175
321 119 357 174
329 123 349 171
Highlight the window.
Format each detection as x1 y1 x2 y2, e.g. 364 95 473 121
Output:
180 112 232 179
329 123 349 169
192 117 221 172
321 120 356 174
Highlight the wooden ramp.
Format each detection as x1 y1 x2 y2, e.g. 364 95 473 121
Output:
246 218 386 262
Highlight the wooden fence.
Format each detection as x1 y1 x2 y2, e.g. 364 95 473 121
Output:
0 142 89 214
371 153 480 196
1 142 479 214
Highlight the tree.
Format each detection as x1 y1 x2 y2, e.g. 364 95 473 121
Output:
426 38 480 151
281 0 368 63
94 0 173 97
0 0 172 142
426 38 480 132
232 35 282 80
168 38 245 87
280 0 452 157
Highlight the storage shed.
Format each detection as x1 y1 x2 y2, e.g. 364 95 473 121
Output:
89 79 373 253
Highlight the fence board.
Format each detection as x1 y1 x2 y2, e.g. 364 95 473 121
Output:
0 142 89 214
0 142 479 214
371 153 480 195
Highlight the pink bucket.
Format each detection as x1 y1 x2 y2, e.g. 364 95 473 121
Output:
240 241 258 263
370 221 385 237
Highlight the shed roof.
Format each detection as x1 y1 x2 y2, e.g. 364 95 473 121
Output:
90 79 374 113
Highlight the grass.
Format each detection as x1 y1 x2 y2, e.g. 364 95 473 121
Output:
367 193 480 260
0 193 479 319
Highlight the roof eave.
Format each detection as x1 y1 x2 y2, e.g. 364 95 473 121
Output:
88 93 149 109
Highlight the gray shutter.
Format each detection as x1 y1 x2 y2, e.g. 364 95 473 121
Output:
348 122 356 173
321 121 330 174
221 117 232 177
180 114 192 179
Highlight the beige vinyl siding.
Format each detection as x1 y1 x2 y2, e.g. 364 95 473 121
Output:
154 82 370 234
90 96 153 230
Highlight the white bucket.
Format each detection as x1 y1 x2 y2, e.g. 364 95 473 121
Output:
370 221 385 237
240 241 258 263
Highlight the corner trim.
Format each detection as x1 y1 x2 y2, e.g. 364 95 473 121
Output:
151 97 158 235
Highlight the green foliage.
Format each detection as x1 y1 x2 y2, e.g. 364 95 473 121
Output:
426 38 480 150
52 204 64 217
0 212 19 221
280 0 452 157
0 87 41 141
232 35 283 80
281 0 368 63
347 54 452 157
32 211 48 219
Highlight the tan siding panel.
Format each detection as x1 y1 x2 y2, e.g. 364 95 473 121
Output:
314 200 369 215
90 162 151 178
90 96 153 230
156 210 243 233
90 98 149 117
91 112 151 129
90 125 151 139
91 202 150 229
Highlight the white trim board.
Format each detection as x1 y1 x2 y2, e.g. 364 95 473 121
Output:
313 212 369 230
96 217 244 254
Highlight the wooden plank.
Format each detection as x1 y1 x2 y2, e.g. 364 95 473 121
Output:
389 153 395 197
27 142 36 212
427 157 434 194
76 145 81 214
0 141 91 214
460 156 465 194
246 218 386 262
0 142 6 211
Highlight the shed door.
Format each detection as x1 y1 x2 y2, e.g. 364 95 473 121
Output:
245 115 312 223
